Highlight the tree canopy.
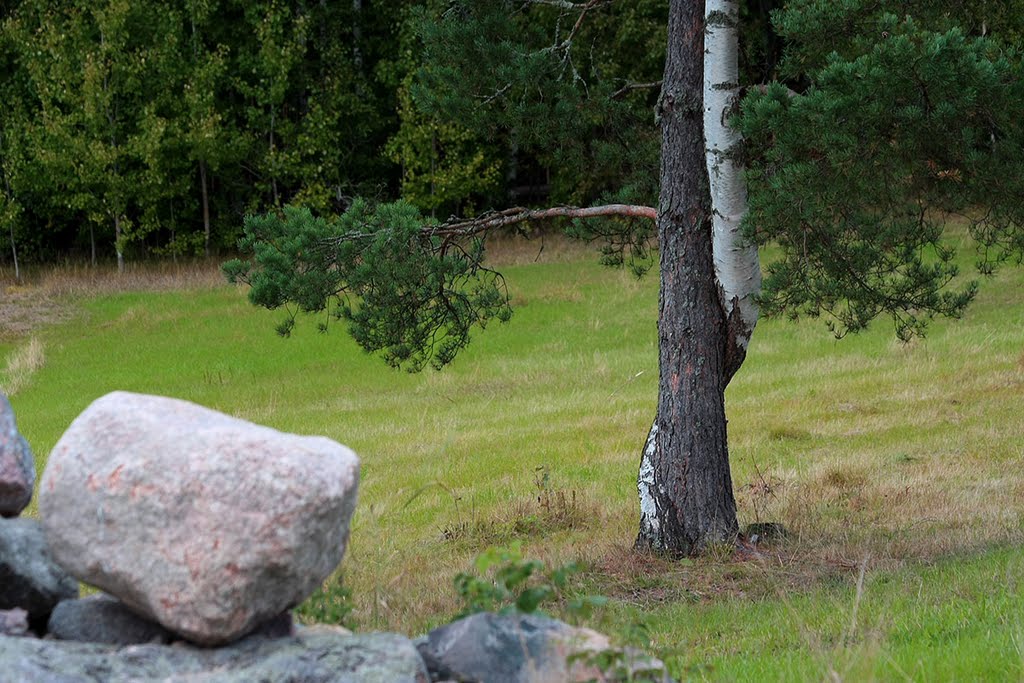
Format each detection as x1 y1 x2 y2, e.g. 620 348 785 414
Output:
743 4 1024 339
219 1 1024 369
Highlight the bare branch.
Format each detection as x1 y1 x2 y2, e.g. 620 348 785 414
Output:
520 0 597 10
476 82 513 105
536 0 608 81
428 203 656 239
611 80 663 100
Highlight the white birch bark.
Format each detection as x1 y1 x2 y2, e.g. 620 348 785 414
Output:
637 423 660 541
637 0 760 544
704 0 761 344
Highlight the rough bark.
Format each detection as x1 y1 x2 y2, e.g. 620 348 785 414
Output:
635 0 739 555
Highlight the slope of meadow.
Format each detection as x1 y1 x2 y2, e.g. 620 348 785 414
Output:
1 235 1022 681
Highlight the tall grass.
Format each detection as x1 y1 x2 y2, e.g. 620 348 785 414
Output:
0 337 44 396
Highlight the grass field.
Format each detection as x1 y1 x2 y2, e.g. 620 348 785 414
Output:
2 234 1023 681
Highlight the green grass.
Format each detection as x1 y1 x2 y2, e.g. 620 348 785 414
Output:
2 235 1023 681
610 545 1024 681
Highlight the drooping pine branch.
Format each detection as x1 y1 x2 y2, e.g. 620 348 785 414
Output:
226 201 656 372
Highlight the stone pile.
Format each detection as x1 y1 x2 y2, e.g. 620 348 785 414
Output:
0 390 674 682
1 393 79 636
40 391 361 645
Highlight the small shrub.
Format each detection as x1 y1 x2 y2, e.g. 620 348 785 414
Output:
453 541 607 620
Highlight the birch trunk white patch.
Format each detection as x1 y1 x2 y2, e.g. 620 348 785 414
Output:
636 422 660 545
704 0 760 349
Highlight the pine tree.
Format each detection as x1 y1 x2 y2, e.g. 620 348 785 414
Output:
229 0 1023 554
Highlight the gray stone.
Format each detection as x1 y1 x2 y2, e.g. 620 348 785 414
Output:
49 595 296 647
0 609 28 637
39 391 360 645
0 629 429 682
0 393 34 518
0 517 78 633
417 612 674 683
47 594 174 645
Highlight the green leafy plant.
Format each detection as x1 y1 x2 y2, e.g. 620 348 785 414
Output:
296 572 356 630
453 542 607 619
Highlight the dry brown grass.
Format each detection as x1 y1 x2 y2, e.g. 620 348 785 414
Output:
32 259 227 298
440 470 604 548
0 235 583 340
1 259 226 339
483 231 598 266
0 337 45 396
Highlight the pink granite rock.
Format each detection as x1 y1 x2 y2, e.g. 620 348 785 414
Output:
0 392 34 517
39 392 359 645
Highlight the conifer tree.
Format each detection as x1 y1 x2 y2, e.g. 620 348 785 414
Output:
224 0 1019 554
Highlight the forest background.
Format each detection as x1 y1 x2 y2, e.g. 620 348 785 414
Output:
0 0 668 269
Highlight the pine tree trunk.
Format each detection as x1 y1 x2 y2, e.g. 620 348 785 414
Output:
200 159 211 258
635 0 740 555
90 224 97 267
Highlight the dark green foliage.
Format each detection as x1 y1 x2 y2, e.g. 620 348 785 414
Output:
741 7 1024 339
223 200 511 371
738 0 786 84
0 0 411 265
412 0 663 209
